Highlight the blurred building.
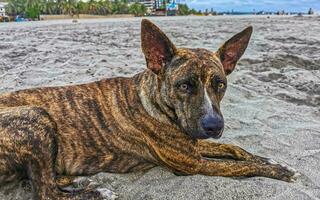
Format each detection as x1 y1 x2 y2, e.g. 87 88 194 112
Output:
154 0 165 9
137 0 155 11
308 8 314 15
0 2 7 17
128 0 182 15
166 1 178 16
128 0 159 12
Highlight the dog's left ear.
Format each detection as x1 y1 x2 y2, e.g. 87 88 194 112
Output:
141 19 177 75
217 26 253 75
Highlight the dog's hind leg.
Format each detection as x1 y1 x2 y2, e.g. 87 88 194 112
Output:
0 154 25 185
0 107 57 197
196 140 271 164
0 107 115 200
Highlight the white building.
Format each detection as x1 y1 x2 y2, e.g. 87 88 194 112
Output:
129 0 155 12
0 2 8 17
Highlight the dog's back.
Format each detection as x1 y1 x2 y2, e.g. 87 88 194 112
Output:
0 75 158 175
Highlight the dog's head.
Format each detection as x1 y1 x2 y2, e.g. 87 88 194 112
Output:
141 19 252 139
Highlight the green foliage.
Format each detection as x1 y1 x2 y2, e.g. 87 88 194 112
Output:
5 0 198 18
190 8 201 15
177 4 202 16
5 0 136 17
178 4 202 15
111 0 128 14
178 4 189 15
25 6 41 19
6 0 28 16
128 3 146 17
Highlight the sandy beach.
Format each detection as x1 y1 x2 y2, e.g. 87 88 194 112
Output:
0 15 319 200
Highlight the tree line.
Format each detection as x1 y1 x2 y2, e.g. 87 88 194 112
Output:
5 0 148 18
5 0 201 19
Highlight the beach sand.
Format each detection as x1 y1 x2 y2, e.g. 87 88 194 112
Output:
0 15 319 200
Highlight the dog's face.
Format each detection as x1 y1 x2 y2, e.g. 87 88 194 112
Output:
141 19 252 139
160 48 227 139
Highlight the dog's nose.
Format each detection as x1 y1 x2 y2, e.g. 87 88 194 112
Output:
201 114 224 138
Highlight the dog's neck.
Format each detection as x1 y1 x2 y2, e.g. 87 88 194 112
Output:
134 70 178 127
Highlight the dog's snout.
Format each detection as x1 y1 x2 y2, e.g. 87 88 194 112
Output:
201 114 224 138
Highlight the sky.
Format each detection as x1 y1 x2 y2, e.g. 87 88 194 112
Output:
183 0 320 12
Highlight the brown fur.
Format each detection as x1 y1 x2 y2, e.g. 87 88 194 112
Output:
0 19 296 200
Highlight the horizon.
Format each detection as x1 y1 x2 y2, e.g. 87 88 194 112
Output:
79 0 319 13
184 0 319 13
1 0 319 13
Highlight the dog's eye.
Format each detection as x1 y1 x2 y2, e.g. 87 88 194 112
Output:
177 80 196 94
215 81 226 92
217 82 225 90
180 84 189 91
212 76 226 92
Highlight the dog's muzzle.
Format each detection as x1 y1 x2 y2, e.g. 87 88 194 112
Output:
200 114 224 139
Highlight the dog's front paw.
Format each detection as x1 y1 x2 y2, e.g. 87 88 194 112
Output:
278 163 301 182
96 188 119 200
78 188 118 200
271 163 300 182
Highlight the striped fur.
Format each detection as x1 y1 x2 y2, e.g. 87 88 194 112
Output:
0 20 297 200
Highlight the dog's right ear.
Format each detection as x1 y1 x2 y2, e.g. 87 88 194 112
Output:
217 26 253 75
141 19 177 75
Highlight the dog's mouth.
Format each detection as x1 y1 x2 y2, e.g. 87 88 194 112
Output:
187 128 224 140
203 127 224 139
179 118 224 139
206 129 223 139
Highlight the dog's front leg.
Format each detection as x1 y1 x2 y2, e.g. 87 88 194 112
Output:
167 156 297 182
196 159 298 182
196 140 271 164
155 145 297 182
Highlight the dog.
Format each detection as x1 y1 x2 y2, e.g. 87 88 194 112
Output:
0 19 298 200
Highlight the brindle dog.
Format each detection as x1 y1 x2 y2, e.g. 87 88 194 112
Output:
0 20 298 200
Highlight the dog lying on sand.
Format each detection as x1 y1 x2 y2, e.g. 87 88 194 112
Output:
0 19 298 200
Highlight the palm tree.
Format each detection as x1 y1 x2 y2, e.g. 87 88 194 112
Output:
62 0 76 16
56 0 65 14
6 0 26 16
44 0 58 14
129 2 146 16
87 0 97 14
6 0 146 17
96 0 111 15
111 0 128 14
75 0 86 16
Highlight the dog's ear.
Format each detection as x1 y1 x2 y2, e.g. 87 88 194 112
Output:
217 26 253 75
141 19 177 75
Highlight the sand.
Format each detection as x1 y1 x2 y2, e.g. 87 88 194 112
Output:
0 15 319 200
